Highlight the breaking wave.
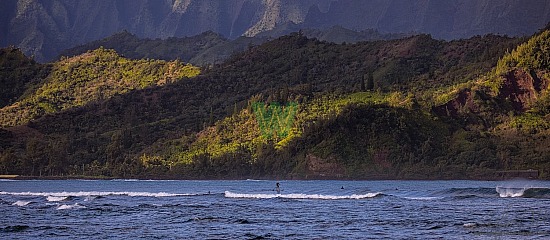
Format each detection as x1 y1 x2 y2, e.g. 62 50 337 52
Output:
496 187 550 198
224 191 382 200
46 196 71 202
57 203 85 210
0 191 200 198
12 200 31 206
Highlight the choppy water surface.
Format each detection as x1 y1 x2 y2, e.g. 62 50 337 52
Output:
1 179 550 239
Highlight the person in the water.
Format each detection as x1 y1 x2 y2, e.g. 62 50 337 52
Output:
275 182 281 194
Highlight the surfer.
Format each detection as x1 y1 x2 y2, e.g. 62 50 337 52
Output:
275 182 281 194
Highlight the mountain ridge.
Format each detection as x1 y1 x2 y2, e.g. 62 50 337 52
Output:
2 0 550 62
57 27 411 66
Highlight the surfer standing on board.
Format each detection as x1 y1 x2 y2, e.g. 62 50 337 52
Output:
275 182 281 194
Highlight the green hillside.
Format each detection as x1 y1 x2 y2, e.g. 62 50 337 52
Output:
0 47 47 108
0 48 200 127
160 30 550 180
2 30 550 180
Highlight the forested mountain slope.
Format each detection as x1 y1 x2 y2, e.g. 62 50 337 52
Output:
1 30 549 179
0 48 200 128
0 47 48 108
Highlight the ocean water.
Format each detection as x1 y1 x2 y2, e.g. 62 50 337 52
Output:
1 179 550 239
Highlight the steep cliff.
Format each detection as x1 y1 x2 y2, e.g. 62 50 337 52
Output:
302 0 550 40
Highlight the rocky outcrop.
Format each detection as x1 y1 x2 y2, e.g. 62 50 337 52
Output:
433 69 550 118
432 89 479 118
2 0 550 62
497 69 549 112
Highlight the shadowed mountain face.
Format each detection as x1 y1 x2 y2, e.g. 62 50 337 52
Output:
2 0 550 62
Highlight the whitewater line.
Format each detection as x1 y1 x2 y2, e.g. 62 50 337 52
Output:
224 191 381 200
0 191 200 198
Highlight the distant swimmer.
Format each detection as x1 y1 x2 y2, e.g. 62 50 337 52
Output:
275 182 281 194
341 186 344 190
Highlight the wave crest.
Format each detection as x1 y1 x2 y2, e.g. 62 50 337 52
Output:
57 203 85 210
47 196 70 202
496 187 525 198
12 200 31 206
0 191 199 198
496 186 550 198
224 191 381 200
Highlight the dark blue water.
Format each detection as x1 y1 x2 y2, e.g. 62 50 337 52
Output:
1 179 550 239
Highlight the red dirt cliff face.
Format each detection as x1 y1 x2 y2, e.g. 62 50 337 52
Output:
497 69 548 112
432 89 478 117
433 69 549 118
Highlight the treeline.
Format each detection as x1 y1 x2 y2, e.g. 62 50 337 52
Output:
1 30 549 179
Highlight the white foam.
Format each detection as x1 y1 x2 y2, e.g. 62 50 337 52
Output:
57 203 85 210
47 196 69 202
496 187 525 198
224 191 381 200
84 196 97 201
0 191 196 198
463 223 477 228
125 192 190 197
12 200 31 206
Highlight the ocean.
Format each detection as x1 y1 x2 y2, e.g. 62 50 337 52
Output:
1 179 549 239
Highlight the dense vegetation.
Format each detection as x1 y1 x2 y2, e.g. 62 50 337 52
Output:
0 48 200 127
0 47 48 108
1 28 549 180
